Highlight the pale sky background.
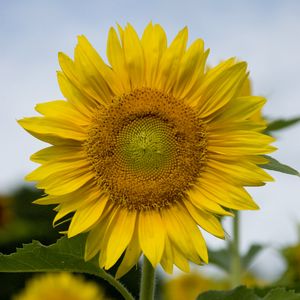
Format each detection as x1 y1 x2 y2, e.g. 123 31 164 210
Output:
1 0 300 279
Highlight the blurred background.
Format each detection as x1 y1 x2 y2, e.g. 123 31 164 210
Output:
1 0 300 299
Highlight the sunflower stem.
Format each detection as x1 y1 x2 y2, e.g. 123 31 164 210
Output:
230 211 242 287
102 271 135 300
140 256 155 300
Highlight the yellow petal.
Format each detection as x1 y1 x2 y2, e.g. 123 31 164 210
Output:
68 193 109 238
117 23 125 44
84 202 114 261
59 52 108 107
141 22 167 86
173 39 206 99
116 223 141 279
98 206 118 268
239 76 251 96
123 24 145 88
162 204 204 264
206 159 274 186
18 117 86 141
188 187 233 216
208 131 276 156
26 159 89 181
184 200 224 238
37 168 94 195
195 62 248 118
176 202 208 263
51 183 102 225
106 27 130 91
173 246 190 272
198 174 259 210
209 120 266 133
160 236 174 274
155 27 188 92
85 217 108 261
19 128 79 146
104 208 137 269
34 195 64 205
57 71 95 117
35 100 90 126
30 145 84 164
213 96 266 123
246 155 269 165
34 181 99 205
202 57 236 88
138 210 165 267
74 38 113 104
77 35 123 95
53 202 81 226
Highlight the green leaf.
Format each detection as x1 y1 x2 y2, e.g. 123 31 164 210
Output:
0 235 134 300
266 117 300 132
261 155 300 176
197 286 260 300
264 288 300 300
197 286 300 300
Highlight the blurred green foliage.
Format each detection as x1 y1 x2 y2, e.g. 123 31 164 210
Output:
0 186 153 300
266 117 300 133
197 286 300 300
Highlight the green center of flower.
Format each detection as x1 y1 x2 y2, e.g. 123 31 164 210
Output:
116 117 176 176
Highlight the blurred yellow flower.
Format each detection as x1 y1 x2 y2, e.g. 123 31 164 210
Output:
19 23 275 277
13 272 106 300
242 272 268 288
281 243 300 284
163 272 228 300
162 271 267 300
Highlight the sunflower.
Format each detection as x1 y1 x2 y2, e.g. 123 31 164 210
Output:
163 272 228 300
19 23 275 278
13 272 106 300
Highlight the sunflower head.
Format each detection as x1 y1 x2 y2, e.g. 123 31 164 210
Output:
84 87 207 210
19 22 275 278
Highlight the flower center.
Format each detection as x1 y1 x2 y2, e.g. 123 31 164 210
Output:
85 88 207 211
116 117 176 177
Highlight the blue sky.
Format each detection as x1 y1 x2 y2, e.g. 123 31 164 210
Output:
1 0 300 278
